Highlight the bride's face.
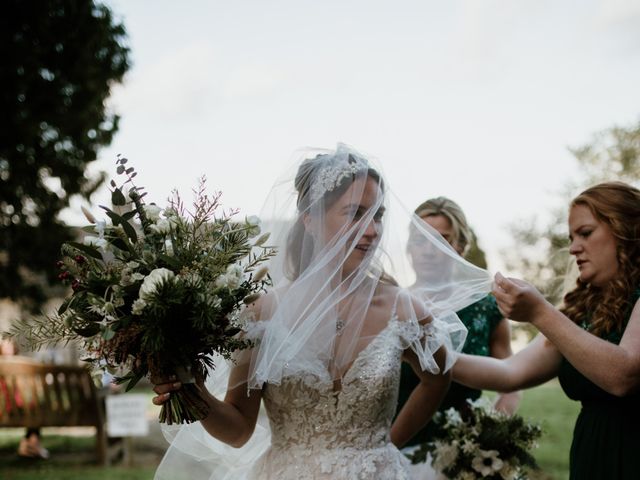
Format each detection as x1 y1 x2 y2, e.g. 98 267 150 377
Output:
320 175 384 276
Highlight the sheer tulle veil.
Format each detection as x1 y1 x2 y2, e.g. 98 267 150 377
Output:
155 143 492 480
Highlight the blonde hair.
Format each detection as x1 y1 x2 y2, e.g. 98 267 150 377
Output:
414 196 472 255
560 181 640 336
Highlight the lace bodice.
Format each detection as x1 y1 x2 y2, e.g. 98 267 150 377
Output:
248 317 421 479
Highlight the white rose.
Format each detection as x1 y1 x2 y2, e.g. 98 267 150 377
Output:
150 218 171 235
143 204 162 222
139 268 175 301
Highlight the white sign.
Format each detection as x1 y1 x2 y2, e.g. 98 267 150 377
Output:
106 394 149 437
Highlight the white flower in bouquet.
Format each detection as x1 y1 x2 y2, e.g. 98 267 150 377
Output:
150 218 172 235
83 235 108 249
461 439 479 455
139 267 175 301
144 204 162 221
216 263 245 289
131 298 147 316
245 215 261 237
444 407 463 427
471 449 504 477
94 220 107 236
131 298 147 315
498 462 519 480
458 472 476 480
432 440 459 471
164 239 174 256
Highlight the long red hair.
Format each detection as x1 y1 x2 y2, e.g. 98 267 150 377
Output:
560 182 640 335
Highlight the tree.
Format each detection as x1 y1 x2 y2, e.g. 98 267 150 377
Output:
502 120 640 307
0 1 130 309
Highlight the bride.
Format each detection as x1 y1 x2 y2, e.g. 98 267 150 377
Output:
152 144 491 479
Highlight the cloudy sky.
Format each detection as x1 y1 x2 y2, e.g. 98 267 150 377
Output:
74 0 640 272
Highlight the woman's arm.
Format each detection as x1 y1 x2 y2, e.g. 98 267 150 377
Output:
494 273 640 397
152 365 262 448
391 346 450 448
489 318 522 414
454 334 562 392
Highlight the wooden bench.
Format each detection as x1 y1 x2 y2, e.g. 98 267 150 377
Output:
0 356 110 464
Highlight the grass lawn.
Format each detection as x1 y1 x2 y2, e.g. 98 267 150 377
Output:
1 381 580 480
516 380 580 480
484 379 580 479
0 430 158 480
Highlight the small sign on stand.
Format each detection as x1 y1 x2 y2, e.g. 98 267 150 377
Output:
106 394 149 465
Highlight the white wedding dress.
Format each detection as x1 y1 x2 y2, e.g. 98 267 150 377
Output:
156 315 443 480
247 315 446 480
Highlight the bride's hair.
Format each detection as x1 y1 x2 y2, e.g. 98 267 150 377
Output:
285 153 383 280
414 196 472 256
561 181 640 335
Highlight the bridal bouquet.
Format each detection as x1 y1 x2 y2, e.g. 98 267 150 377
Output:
409 398 542 480
9 156 275 424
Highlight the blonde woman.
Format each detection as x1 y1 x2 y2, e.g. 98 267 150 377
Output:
397 197 521 451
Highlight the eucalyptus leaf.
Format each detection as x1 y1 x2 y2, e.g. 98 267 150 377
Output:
112 188 126 206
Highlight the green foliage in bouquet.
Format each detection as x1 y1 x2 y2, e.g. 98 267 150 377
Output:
409 398 542 480
7 156 275 424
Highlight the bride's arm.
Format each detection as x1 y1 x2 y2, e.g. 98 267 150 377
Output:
391 345 450 448
453 334 562 392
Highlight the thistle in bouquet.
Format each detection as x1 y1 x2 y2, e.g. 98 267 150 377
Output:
8 156 276 425
409 398 542 480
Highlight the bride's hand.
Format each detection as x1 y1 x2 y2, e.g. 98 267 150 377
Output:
151 374 182 406
492 272 551 323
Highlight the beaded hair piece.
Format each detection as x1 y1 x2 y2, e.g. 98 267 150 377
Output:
309 152 369 201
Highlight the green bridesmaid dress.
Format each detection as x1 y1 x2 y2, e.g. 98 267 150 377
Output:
396 294 503 447
558 289 640 479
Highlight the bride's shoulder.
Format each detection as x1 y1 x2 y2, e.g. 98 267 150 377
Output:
242 286 290 322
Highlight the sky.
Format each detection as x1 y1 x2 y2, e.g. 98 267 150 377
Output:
70 0 640 273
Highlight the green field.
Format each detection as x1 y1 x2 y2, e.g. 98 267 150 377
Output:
0 380 579 480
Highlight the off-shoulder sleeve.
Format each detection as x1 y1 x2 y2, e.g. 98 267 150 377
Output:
392 289 468 374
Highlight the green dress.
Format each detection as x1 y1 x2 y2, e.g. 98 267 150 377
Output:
396 294 503 447
558 288 640 479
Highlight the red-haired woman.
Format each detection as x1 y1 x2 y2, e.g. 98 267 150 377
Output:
454 181 640 479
